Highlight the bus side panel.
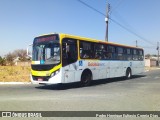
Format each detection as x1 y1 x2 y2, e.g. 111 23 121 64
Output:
122 61 128 76
123 61 133 76
132 61 144 75
83 60 100 80
98 61 110 79
62 61 81 83
86 60 109 80
109 61 124 78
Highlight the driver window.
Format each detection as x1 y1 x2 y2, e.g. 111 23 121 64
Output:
62 38 77 67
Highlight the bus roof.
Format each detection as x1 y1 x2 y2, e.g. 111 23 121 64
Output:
35 33 143 50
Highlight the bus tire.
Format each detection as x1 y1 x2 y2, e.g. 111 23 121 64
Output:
125 68 132 79
81 70 92 86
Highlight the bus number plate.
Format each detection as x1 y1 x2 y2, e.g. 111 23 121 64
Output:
38 78 43 81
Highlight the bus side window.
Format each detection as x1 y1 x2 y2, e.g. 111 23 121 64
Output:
94 44 106 59
102 45 109 59
62 38 77 67
117 47 123 60
138 50 144 61
126 48 132 60
133 49 138 60
107 46 112 59
108 45 116 60
80 41 94 59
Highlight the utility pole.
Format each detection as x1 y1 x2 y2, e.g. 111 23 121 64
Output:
105 3 110 42
136 40 138 47
157 42 159 66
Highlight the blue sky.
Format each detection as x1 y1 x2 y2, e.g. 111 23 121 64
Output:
0 0 160 56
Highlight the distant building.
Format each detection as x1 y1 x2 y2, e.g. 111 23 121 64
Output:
14 56 31 66
15 61 31 66
145 58 158 67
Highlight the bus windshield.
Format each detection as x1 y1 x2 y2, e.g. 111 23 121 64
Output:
32 42 60 65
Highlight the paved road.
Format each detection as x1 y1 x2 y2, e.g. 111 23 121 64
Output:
0 69 160 120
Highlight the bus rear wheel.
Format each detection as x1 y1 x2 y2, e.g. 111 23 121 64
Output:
125 68 132 79
81 71 92 86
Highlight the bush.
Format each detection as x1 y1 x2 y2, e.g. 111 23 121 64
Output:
5 53 15 66
0 56 6 66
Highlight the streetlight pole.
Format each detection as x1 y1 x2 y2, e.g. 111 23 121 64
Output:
27 44 33 57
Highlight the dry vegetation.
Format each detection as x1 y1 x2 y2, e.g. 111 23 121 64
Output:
0 66 30 82
0 66 156 82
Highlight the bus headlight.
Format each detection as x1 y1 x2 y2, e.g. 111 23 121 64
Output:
51 69 60 77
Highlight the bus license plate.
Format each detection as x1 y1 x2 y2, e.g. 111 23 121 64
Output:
38 78 43 81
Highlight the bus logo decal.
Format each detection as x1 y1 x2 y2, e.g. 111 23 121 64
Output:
79 61 83 66
130 62 132 67
88 62 105 66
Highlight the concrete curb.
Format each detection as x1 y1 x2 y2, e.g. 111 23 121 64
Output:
0 82 31 85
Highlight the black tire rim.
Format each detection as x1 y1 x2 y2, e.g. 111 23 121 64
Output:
81 74 91 85
126 70 131 79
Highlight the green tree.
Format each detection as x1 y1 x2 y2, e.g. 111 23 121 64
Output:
0 56 6 66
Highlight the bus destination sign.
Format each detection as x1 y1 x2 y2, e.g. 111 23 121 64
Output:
34 35 58 43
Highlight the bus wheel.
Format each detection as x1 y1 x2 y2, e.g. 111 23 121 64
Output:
125 68 132 79
81 71 92 86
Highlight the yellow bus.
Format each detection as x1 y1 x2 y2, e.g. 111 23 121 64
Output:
31 33 144 86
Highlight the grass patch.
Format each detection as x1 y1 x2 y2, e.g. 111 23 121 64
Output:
0 66 31 82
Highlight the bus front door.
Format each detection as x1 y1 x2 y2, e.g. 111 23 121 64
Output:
62 39 78 83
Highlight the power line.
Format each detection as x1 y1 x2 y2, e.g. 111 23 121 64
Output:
77 0 155 45
109 18 155 45
77 0 105 16
110 10 139 36
110 0 125 14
